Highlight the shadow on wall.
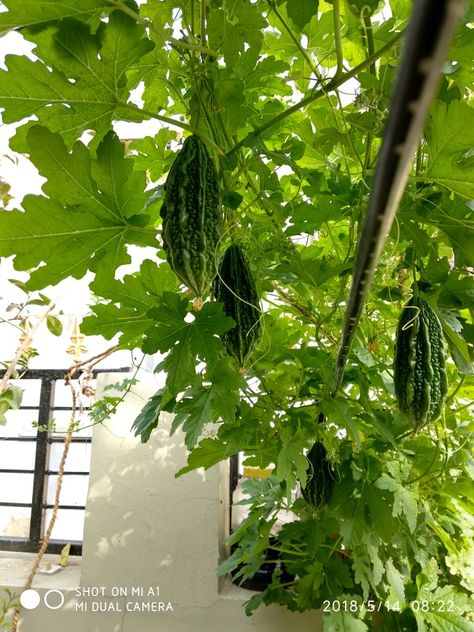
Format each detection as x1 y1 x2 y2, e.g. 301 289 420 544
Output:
80 372 222 607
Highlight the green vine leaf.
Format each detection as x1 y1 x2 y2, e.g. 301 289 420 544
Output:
385 558 406 604
375 464 418 534
286 0 319 30
169 358 244 449
132 388 177 443
81 260 178 346
425 102 474 199
276 427 309 493
0 127 157 289
323 605 369 632
0 0 112 32
0 11 153 148
144 297 234 395
175 437 232 477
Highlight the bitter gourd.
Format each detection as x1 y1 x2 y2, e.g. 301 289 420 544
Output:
394 296 448 432
213 244 261 367
160 135 222 300
301 442 334 509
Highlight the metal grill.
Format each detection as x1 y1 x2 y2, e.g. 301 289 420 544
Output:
0 368 129 555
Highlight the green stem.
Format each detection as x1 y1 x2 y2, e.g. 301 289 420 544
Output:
406 176 431 184
406 440 440 485
450 401 471 415
418 466 463 488
190 0 195 35
119 103 225 156
335 89 362 173
324 535 346 563
326 222 342 263
445 375 465 405
110 0 218 57
274 287 319 325
268 0 323 81
226 30 404 157
415 144 423 176
193 76 217 142
125 222 159 235
120 102 194 132
200 0 207 50
315 278 347 336
362 130 373 177
362 11 375 74
362 11 375 172
396 428 420 442
333 0 344 77
267 546 307 557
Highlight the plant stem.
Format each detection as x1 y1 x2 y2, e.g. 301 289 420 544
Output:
362 10 375 173
406 439 440 485
446 375 466 405
200 0 207 51
111 0 218 57
333 0 344 77
362 11 375 74
190 0 195 35
125 222 160 236
120 102 194 131
119 103 225 156
334 89 362 173
267 545 307 557
0 303 55 395
226 30 404 157
268 0 323 81
415 144 423 176
274 287 319 324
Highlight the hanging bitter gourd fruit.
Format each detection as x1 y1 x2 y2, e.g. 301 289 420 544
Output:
301 441 334 509
160 135 223 303
394 296 448 432
213 244 261 367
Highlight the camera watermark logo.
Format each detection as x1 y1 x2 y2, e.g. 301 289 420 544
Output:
20 589 64 610
19 590 40 610
19 586 173 614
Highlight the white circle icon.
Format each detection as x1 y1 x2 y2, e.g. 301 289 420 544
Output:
20 589 40 610
44 589 65 610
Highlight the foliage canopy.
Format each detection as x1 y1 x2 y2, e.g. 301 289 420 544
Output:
0 0 473 629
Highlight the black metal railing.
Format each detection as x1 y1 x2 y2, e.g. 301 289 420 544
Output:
0 368 129 555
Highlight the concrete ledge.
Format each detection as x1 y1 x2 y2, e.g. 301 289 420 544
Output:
0 552 81 590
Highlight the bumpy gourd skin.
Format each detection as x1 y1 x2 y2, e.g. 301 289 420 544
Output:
394 296 448 432
301 441 334 509
213 244 261 367
160 135 222 298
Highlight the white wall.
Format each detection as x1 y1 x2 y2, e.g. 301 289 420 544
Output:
5 373 322 631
